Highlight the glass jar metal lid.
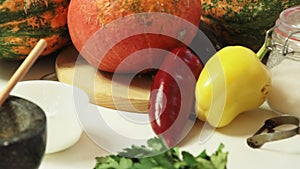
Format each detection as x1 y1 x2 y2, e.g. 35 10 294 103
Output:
265 5 300 68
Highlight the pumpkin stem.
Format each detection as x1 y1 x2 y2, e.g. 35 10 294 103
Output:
256 41 270 61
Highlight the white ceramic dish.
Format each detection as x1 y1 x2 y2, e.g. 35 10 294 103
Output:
11 80 89 154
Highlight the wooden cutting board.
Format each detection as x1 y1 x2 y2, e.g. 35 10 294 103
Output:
55 45 153 113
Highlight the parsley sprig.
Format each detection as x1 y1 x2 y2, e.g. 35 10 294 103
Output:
94 137 228 169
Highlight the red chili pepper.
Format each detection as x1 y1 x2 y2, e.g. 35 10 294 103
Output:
148 47 203 147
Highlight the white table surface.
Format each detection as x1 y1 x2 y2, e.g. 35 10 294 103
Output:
1 55 300 169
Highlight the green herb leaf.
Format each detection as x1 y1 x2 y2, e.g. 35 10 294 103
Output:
210 144 228 169
94 155 127 169
182 151 197 167
119 158 133 168
94 137 228 169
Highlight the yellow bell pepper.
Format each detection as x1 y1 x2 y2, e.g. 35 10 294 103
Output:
195 46 271 128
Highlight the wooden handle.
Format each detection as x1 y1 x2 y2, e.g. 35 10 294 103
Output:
0 39 47 106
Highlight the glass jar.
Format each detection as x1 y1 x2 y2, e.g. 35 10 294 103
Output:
266 5 300 117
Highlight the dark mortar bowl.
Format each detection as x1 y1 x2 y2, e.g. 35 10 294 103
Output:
0 96 46 169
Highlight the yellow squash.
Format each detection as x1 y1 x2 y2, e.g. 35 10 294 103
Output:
195 46 271 128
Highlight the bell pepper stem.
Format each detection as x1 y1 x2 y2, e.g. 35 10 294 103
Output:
256 42 269 61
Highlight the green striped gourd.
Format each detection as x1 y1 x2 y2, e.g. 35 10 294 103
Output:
200 0 300 51
0 0 70 59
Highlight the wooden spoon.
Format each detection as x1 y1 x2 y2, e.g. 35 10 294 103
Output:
0 39 47 106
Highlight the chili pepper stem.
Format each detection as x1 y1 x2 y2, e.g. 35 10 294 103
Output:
256 42 269 61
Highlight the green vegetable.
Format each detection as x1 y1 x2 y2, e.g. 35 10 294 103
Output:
200 0 300 51
94 137 228 169
0 0 70 60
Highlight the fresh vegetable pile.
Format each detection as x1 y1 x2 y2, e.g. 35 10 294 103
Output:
94 137 228 169
2 1 300 168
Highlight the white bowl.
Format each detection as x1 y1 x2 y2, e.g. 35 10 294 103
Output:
11 80 89 154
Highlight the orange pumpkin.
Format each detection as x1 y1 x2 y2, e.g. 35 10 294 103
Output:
68 0 202 73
